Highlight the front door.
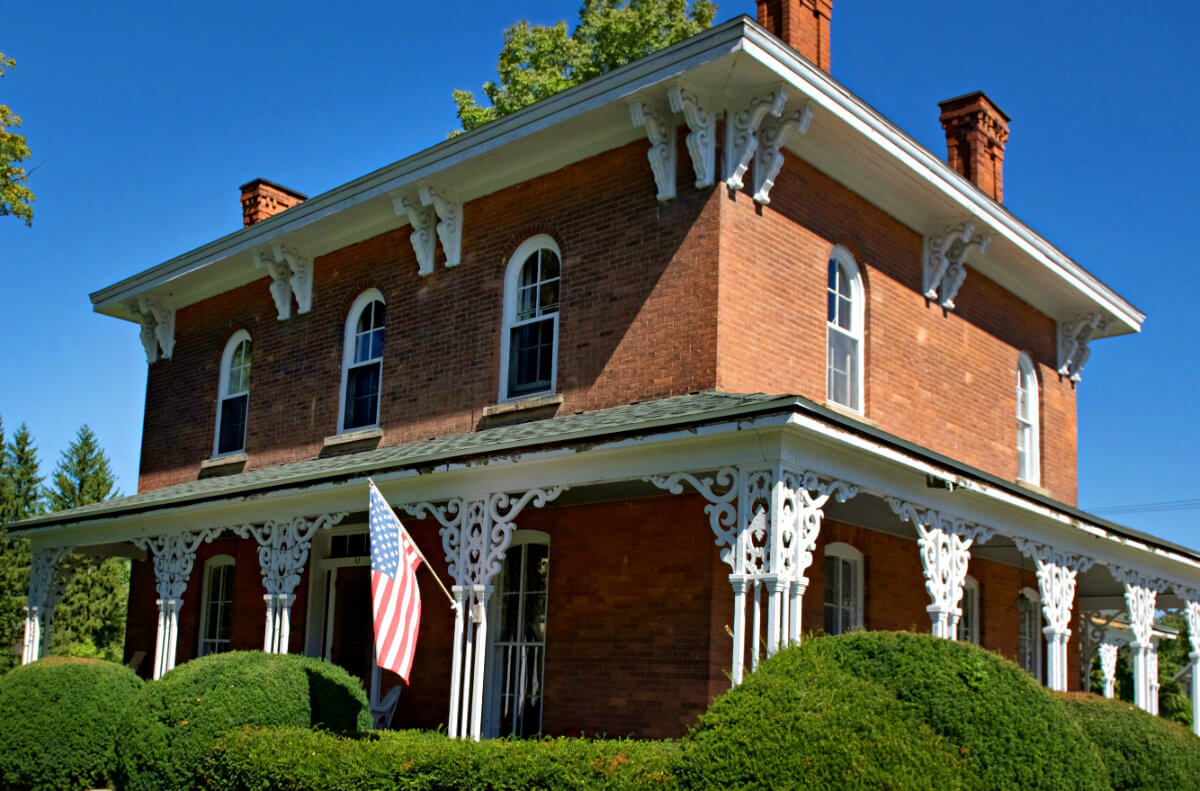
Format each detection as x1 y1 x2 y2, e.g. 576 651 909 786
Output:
327 565 373 690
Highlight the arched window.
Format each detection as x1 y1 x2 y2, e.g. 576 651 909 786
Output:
1017 587 1043 682
500 236 561 402
826 246 864 412
486 530 550 738
1017 353 1040 485
339 290 386 432
823 542 863 635
214 331 252 456
198 555 235 657
957 576 980 644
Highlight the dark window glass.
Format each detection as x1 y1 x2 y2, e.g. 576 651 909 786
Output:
344 362 381 430
508 321 555 398
217 394 248 455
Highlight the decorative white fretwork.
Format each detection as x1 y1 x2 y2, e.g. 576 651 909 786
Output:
402 486 563 741
393 195 437 276
234 512 346 654
752 102 813 205
667 86 715 189
629 101 677 202
132 528 220 679
1078 610 1120 693
127 295 175 363
256 244 313 320
1015 539 1093 692
417 184 462 268
1098 639 1121 699
1110 565 1167 712
21 546 73 665
923 222 991 310
1175 584 1200 734
888 499 993 640
723 89 787 192
1057 313 1105 382
648 464 857 684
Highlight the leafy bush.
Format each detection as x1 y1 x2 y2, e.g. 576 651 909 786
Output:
678 632 1111 791
204 726 682 790
1060 692 1200 790
114 651 370 791
0 656 144 791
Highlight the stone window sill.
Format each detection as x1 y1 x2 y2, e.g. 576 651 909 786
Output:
1017 479 1051 497
823 400 878 427
482 393 564 417
323 426 384 448
201 452 247 470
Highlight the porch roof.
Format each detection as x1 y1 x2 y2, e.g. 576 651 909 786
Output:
9 391 1197 565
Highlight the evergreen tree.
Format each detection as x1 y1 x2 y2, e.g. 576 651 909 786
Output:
44 425 127 661
6 423 43 520
0 418 34 671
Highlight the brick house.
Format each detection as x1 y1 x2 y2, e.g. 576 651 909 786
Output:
11 3 1200 740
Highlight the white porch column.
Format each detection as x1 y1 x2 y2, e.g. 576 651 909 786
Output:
133 529 218 679
1098 639 1120 699
22 546 72 664
1112 567 1166 712
1017 540 1093 692
404 486 562 741
235 513 345 654
1147 639 1161 716
649 465 856 687
1177 590 1200 736
890 500 993 641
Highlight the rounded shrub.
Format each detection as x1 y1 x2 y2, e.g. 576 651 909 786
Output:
113 650 370 791
0 656 144 791
1060 692 1200 790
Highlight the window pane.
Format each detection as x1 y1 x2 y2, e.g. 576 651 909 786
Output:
508 319 555 397
344 362 381 429
228 340 252 394
823 555 839 634
217 394 248 454
827 331 859 409
840 558 856 628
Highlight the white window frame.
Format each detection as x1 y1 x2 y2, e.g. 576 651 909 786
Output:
337 289 386 434
197 554 236 657
823 541 864 635
1017 586 1043 683
1016 352 1040 485
483 529 550 738
212 330 252 458
498 235 561 403
825 245 865 413
957 575 980 644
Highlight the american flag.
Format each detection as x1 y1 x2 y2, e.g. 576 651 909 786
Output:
368 481 423 683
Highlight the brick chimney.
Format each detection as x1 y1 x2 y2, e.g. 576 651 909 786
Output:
938 92 1010 202
239 178 307 227
756 0 832 72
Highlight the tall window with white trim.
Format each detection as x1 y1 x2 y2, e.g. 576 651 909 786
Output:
500 237 560 401
198 555 235 657
340 290 386 432
214 331 252 456
957 576 980 644
1017 587 1042 681
487 531 550 737
823 542 863 635
826 247 864 412
1016 353 1040 484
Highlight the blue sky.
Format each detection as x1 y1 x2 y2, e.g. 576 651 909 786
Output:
2 1 1196 547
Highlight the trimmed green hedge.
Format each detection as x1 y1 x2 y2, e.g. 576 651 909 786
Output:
204 726 682 791
0 656 144 791
1060 692 1200 790
114 651 370 791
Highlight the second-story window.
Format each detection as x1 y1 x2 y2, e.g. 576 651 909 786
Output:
501 236 561 402
215 331 252 456
1017 353 1040 484
340 290 386 432
826 246 864 413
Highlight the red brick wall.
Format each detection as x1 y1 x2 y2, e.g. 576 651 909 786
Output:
717 157 1078 503
139 138 720 491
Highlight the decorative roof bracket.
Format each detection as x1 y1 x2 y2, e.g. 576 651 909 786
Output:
127 295 175 363
256 244 313 320
752 101 814 205
393 194 437 276
1057 312 1105 382
667 85 715 189
723 87 786 192
417 184 462 268
629 100 677 201
923 222 991 310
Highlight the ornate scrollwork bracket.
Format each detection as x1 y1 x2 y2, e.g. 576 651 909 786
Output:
752 102 813 205
667 85 715 189
127 295 175 362
255 244 313 320
234 512 346 597
1109 565 1167 646
393 194 437 276
923 222 991 310
1057 312 1105 382
629 100 677 202
723 88 787 192
1014 539 1094 633
417 184 463 268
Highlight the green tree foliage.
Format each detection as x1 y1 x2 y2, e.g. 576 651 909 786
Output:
453 0 716 131
6 423 43 520
0 419 38 671
45 425 127 661
0 53 35 226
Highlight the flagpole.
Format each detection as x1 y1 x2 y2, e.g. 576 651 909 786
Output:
369 478 458 611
